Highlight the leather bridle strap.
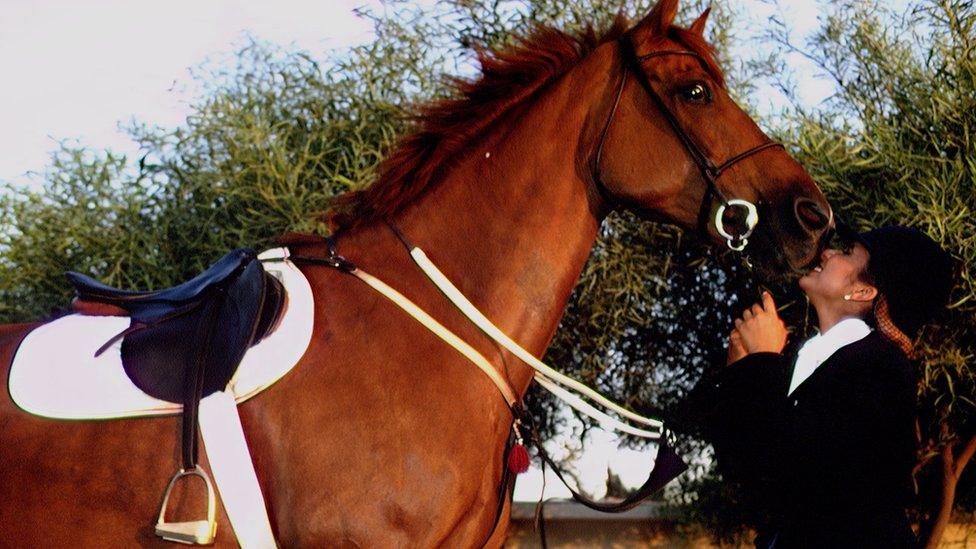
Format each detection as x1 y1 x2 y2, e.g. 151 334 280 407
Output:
530 421 687 513
626 48 784 203
593 38 785 251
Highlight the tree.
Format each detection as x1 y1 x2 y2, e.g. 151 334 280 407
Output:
0 34 419 321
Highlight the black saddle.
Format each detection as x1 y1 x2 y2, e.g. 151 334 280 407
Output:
67 248 261 323
67 247 285 472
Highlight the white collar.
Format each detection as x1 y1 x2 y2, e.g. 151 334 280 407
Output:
787 317 872 395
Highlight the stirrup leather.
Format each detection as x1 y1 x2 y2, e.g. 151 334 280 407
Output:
155 467 218 545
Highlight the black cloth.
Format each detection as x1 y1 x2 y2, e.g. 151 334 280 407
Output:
692 331 919 548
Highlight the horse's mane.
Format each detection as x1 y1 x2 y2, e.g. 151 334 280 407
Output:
327 17 724 231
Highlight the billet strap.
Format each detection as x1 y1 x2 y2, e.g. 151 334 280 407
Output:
406 247 665 435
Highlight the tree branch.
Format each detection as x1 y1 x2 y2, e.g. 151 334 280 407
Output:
954 434 976 480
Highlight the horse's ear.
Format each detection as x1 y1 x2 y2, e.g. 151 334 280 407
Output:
633 0 680 39
689 7 711 36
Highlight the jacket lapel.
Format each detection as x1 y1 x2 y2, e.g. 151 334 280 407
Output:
786 332 881 399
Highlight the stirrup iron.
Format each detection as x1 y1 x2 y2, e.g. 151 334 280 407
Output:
155 467 218 545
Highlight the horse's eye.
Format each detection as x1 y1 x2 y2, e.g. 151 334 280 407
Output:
679 82 711 104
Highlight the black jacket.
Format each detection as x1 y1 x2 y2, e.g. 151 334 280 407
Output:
694 331 918 548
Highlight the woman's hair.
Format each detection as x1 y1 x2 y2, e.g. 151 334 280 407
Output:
874 296 914 356
859 264 914 356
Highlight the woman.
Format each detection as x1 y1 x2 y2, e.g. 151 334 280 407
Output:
696 225 954 548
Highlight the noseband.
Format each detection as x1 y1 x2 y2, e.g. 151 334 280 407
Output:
594 39 784 251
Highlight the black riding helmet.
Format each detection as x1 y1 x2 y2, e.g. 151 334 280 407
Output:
834 222 955 338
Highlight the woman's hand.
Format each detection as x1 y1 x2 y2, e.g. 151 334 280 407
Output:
727 329 747 365
733 291 788 355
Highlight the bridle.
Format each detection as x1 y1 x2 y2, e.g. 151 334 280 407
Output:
594 37 784 252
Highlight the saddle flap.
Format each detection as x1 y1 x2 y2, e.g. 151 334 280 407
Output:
122 259 270 403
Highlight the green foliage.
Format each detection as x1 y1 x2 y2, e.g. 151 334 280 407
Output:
0 148 161 319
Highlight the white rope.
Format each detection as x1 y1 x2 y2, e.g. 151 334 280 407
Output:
408 247 665 432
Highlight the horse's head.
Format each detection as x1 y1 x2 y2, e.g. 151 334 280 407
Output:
592 0 831 277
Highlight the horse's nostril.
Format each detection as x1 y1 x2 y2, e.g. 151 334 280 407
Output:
795 198 829 232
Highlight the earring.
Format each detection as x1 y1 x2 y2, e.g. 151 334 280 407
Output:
843 294 852 301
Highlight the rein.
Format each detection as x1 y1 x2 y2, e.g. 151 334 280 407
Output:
291 231 677 545
293 233 665 440
384 222 665 438
381 222 689 516
290 244 521 407
292 224 687 534
594 38 783 252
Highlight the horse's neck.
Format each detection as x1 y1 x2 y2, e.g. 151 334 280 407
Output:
392 51 615 394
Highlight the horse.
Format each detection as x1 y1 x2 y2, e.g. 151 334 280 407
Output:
0 0 832 546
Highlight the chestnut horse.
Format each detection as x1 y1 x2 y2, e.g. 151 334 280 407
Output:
0 1 831 546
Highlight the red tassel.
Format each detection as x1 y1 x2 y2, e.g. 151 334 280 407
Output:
507 443 530 474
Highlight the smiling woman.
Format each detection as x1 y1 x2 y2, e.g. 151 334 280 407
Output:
697 224 955 548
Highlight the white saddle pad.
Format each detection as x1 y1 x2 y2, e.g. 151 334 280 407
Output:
8 248 314 420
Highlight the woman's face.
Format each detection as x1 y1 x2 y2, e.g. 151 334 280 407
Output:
798 242 871 301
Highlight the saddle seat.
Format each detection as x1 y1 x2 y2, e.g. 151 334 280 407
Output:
67 248 258 322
